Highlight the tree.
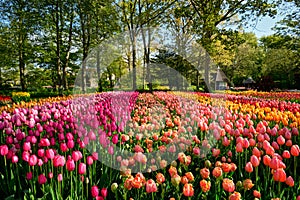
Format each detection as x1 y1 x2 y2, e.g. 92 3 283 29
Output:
0 0 40 91
186 0 279 87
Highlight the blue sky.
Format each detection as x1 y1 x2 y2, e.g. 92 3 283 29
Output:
244 16 283 38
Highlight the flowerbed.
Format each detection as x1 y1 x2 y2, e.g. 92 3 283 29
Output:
0 91 299 200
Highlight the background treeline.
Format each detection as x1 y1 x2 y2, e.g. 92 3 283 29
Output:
0 0 299 94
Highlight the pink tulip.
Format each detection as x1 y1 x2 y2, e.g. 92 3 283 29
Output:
38 174 47 184
91 185 99 198
100 188 108 198
78 163 86 174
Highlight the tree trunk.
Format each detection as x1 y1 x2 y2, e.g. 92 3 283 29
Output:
96 49 103 92
63 8 74 91
131 32 137 90
55 0 61 92
19 48 25 91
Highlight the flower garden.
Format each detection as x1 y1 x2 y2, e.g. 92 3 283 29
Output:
0 91 300 200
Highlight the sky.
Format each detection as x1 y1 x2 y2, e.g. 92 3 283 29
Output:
244 15 283 38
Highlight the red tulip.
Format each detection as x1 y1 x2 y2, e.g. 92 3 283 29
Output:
291 145 300 156
282 150 291 159
253 190 261 198
263 155 271 166
91 185 99 198
212 167 223 178
285 176 294 187
245 162 253 173
273 168 286 182
270 157 280 170
252 147 261 158
236 142 243 153
250 155 260 167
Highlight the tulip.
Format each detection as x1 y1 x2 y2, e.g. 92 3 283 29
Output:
66 158 75 171
181 176 189 185
229 192 241 200
91 185 99 198
53 155 65 167
72 151 82 162
45 149 55 160
199 179 211 193
183 183 194 197
156 173 165 184
245 162 253 173
38 174 47 184
291 145 300 156
222 178 235 193
111 183 118 193
212 167 222 178
253 190 261 198
78 162 86 175
285 176 294 187
145 179 157 193
236 142 243 153
101 187 108 198
273 168 286 182
22 151 30 162
250 155 260 167
29 155 38 166
26 172 33 180
171 174 181 187
87 156 94 165
282 150 291 159
0 145 8 156
12 155 18 163
200 168 210 179
57 173 63 182
243 179 254 190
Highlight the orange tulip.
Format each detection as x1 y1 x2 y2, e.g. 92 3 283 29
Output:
200 168 210 179
212 167 223 178
243 179 254 190
183 183 194 197
229 191 241 200
199 179 211 193
222 178 235 193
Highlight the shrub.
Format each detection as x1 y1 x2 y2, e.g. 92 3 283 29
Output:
11 92 30 103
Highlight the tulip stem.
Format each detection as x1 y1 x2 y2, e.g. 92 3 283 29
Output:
294 156 297 181
255 167 258 184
